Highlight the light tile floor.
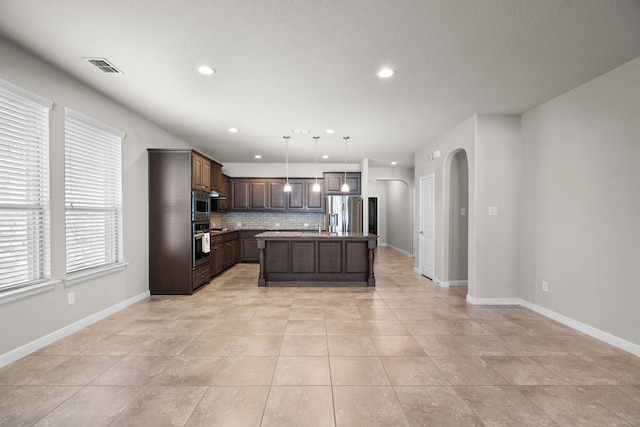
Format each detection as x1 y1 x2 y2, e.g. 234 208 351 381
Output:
1 247 640 426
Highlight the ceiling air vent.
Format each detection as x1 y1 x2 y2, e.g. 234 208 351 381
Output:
83 57 123 74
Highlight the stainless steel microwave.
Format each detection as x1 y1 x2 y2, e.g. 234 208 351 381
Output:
191 191 210 222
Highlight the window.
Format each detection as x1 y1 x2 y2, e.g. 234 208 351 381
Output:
0 79 53 293
64 108 124 277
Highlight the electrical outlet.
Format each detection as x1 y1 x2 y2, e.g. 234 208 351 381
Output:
236 222 242 227
67 291 75 305
304 223 309 227
275 223 280 227
542 281 548 292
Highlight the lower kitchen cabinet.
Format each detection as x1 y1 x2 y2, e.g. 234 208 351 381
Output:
210 231 239 278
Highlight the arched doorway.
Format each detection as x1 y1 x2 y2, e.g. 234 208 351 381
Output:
447 150 469 286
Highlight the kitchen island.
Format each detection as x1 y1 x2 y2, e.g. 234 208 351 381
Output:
255 231 377 287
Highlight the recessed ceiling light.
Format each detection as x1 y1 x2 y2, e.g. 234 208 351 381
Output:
322 155 329 159
326 129 335 134
228 128 239 133
198 65 215 75
254 155 262 159
377 68 395 78
391 161 397 165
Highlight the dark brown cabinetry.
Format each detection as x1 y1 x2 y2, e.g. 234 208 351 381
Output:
210 160 223 193
212 174 232 212
239 230 265 262
231 178 324 212
148 149 205 295
210 231 239 277
256 232 377 286
300 179 325 212
323 172 361 195
192 152 211 192
232 179 286 211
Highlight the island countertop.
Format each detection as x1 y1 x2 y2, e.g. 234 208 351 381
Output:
255 231 377 287
255 231 376 240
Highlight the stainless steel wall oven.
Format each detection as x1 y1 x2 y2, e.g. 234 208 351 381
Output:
192 222 210 268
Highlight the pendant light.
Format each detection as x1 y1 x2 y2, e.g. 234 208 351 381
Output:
312 136 321 192
341 136 350 192
283 136 292 192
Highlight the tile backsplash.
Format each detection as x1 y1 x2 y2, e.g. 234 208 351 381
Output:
211 211 324 230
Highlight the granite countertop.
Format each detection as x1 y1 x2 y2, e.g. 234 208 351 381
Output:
255 231 377 239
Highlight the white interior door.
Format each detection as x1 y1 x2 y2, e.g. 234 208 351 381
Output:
420 174 434 279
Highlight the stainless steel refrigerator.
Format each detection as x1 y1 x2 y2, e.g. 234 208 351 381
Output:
324 196 363 234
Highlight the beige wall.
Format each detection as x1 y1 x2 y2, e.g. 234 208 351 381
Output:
474 115 522 297
414 56 640 348
0 37 193 358
369 166 415 254
520 58 640 345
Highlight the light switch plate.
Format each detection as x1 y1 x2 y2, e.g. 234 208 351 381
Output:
488 206 498 216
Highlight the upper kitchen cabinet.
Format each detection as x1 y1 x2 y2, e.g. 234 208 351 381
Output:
231 178 286 211
232 178 324 212
212 174 231 212
306 179 325 211
192 152 211 192
210 160 223 193
323 172 361 195
286 179 305 211
287 179 325 212
231 179 249 210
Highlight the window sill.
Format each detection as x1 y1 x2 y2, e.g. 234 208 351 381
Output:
64 262 129 287
0 280 60 305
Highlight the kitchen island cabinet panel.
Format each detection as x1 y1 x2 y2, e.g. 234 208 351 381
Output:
318 241 343 273
265 241 289 273
257 232 377 286
345 241 368 273
291 241 315 273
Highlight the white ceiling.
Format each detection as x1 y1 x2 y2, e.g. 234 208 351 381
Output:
1 1 639 168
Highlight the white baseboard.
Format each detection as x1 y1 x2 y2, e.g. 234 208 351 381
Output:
0 290 150 368
466 296 640 357
466 295 521 305
442 280 468 287
520 300 640 357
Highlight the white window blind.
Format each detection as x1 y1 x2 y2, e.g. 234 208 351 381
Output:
0 80 52 293
64 109 124 275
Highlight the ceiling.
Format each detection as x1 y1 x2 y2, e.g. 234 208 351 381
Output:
1 1 639 168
